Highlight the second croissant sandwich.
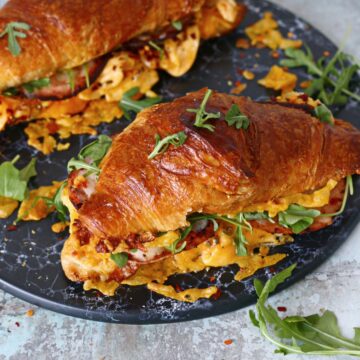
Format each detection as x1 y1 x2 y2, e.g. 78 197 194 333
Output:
60 89 360 300
0 0 246 131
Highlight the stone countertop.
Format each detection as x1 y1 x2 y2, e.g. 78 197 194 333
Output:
1 1 360 359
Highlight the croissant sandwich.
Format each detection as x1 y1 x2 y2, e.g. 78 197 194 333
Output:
61 89 360 301
0 0 246 132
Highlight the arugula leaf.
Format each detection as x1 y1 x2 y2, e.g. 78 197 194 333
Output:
225 104 250 130
278 204 321 234
41 181 68 222
0 156 37 201
187 89 221 132
166 225 192 254
250 264 360 356
67 135 112 174
66 69 75 92
110 252 129 268
280 45 360 105
314 103 334 125
119 87 162 120
148 131 187 159
234 220 248 256
0 21 31 56
22 78 50 93
148 40 164 59
171 20 183 31
19 158 37 182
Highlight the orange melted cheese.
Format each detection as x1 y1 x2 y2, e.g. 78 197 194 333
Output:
18 181 63 221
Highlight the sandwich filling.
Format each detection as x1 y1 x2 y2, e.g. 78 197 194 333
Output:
62 168 346 300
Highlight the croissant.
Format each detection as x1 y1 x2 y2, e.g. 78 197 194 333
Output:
0 0 246 132
61 89 360 295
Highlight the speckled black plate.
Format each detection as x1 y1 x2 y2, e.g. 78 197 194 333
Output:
0 0 359 324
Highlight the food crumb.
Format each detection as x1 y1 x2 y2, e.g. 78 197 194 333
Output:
300 80 312 89
271 50 280 59
236 38 250 49
243 70 255 80
230 81 247 95
224 339 233 345
277 306 287 312
15 322 20 327
209 276 216 283
323 50 330 57
26 309 34 317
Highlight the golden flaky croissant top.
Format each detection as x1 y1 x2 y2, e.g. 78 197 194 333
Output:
72 89 360 240
0 0 207 89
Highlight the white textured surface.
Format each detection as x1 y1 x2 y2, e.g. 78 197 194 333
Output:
0 1 360 359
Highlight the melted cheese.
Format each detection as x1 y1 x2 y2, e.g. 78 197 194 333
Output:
243 179 337 217
245 12 302 50
18 181 62 221
147 283 218 302
0 196 18 218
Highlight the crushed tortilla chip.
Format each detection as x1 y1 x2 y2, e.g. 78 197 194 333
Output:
25 309 34 317
0 196 19 219
18 181 63 221
230 81 247 94
51 221 69 233
258 65 297 94
300 80 312 89
245 12 302 50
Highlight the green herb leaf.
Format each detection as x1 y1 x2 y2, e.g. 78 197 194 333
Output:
110 252 129 268
171 20 183 31
148 40 164 59
2 87 19 96
66 69 75 92
280 45 360 105
278 204 321 234
166 225 192 254
67 135 112 174
0 21 31 56
314 103 334 125
0 156 36 201
22 78 50 94
250 264 360 356
225 104 250 130
119 87 162 120
148 131 187 159
19 158 37 182
42 181 68 222
187 89 221 132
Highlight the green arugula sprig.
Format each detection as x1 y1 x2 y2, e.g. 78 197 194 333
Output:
314 103 334 125
67 135 112 175
3 77 50 97
66 69 75 92
171 20 183 31
187 89 221 132
41 181 69 222
225 104 250 130
110 252 129 268
250 264 360 356
280 46 360 105
279 175 354 233
0 156 36 201
148 40 164 59
148 131 187 159
166 225 192 254
119 87 162 120
278 205 321 234
0 21 31 56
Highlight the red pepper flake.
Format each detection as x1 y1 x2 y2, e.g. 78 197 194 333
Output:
277 306 287 312
209 276 216 283
15 322 20 327
7 224 17 232
175 284 183 293
269 266 276 273
46 121 60 134
212 288 222 300
299 93 309 101
224 339 233 345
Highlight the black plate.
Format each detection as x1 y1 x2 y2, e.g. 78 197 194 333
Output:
0 0 359 324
